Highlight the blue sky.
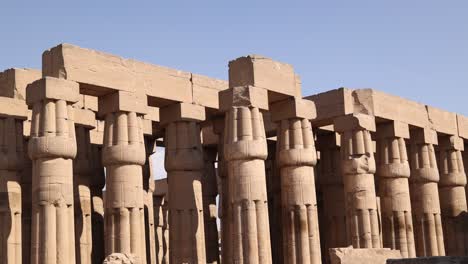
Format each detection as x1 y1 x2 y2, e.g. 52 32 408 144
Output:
1 0 467 117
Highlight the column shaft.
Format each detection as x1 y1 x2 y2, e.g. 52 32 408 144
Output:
376 125 416 257
224 106 272 264
102 111 147 261
438 136 468 256
144 137 157 264
21 137 32 264
277 118 321 264
90 144 105 264
165 121 206 263
0 118 24 264
203 147 220 264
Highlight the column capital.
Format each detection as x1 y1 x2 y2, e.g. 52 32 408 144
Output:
219 86 268 112
376 121 410 139
270 97 316 122
438 135 464 151
160 102 205 125
334 113 376 132
98 91 148 117
26 77 80 105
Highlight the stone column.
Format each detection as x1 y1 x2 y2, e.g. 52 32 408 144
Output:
408 128 445 256
161 102 207 263
0 117 24 264
27 77 79 264
334 113 381 248
213 117 232 263
265 140 283 264
90 144 105 264
375 121 416 257
73 126 93 264
271 98 321 264
203 146 220 264
316 132 347 257
437 135 467 256
21 135 32 264
220 85 272 264
154 178 169 264
100 91 147 261
144 137 157 263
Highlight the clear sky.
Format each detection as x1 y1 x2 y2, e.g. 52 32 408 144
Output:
1 1 467 115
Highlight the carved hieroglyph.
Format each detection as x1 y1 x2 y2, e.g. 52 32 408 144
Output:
334 114 382 249
224 105 272 264
317 133 347 257
164 121 206 263
375 122 416 257
202 146 220 264
438 136 467 256
277 118 321 264
0 117 24 264
102 111 147 261
408 128 445 256
28 78 79 264
73 126 93 264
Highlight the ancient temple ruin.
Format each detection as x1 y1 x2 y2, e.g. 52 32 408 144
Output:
0 44 467 264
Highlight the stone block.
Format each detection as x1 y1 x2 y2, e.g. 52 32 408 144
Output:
329 247 401 264
98 91 148 117
457 114 468 140
387 257 468 264
229 55 298 97
270 97 316 121
0 68 41 100
219 86 268 112
334 113 376 132
426 106 458 136
410 127 438 145
191 73 228 109
144 106 160 122
154 179 168 197
73 107 96 128
160 102 205 125
201 125 219 146
90 120 105 145
305 88 354 126
376 121 410 139
26 77 80 105
0 97 29 119
439 135 464 151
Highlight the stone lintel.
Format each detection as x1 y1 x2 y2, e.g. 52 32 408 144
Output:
376 121 410 139
26 77 80 105
426 105 458 136
228 55 299 100
438 135 464 151
98 91 148 117
219 86 269 112
333 113 376 133
457 114 468 140
160 102 205 125
144 106 160 123
154 179 168 197
0 97 29 119
74 94 99 112
192 73 228 109
201 125 219 146
0 68 41 100
270 97 316 122
410 127 438 145
74 107 97 129
89 120 105 145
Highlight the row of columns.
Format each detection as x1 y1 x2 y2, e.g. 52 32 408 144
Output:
1 76 467 264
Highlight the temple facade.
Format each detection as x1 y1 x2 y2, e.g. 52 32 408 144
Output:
0 44 467 263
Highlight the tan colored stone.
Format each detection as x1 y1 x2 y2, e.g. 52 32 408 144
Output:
228 55 299 99
457 114 468 139
0 68 41 100
305 88 354 126
102 253 141 264
26 77 80 104
192 73 228 109
0 97 29 119
426 106 458 136
98 91 147 117
219 85 269 111
387 256 468 264
160 102 205 125
270 97 316 122
329 247 401 264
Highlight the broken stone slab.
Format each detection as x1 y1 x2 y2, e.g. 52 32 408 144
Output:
387 257 468 264
329 247 401 264
102 253 141 264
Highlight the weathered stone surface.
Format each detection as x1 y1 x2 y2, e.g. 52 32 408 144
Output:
329 247 401 264
387 256 468 264
102 253 141 264
219 85 269 111
0 68 41 99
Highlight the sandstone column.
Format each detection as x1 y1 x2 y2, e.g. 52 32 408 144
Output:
316 132 347 257
202 146 220 264
27 77 79 264
73 125 94 264
213 117 232 263
375 121 416 257
154 179 169 264
143 137 157 263
161 102 207 263
272 98 321 264
90 144 105 264
437 135 468 256
0 117 24 264
408 128 445 256
21 134 32 264
220 85 272 264
334 113 381 248
100 91 147 261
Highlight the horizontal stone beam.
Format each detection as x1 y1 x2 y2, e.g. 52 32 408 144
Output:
0 68 41 100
